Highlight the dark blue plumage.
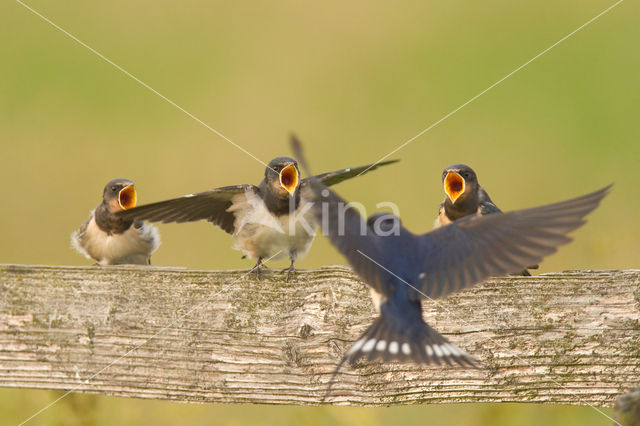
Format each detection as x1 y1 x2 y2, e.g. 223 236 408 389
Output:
291 136 610 369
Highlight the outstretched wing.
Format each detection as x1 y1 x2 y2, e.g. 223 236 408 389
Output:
116 184 258 234
302 180 395 296
302 159 399 188
477 187 537 274
291 135 400 295
412 185 611 299
290 133 398 188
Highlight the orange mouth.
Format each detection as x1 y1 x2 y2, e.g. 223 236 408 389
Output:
118 184 137 210
444 171 465 203
279 164 299 195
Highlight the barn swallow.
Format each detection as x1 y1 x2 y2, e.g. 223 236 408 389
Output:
291 138 609 371
116 150 398 278
71 179 160 265
436 164 537 275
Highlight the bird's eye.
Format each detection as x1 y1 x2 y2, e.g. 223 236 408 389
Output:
462 172 469 179
111 186 118 192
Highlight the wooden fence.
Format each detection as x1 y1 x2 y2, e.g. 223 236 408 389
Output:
1 264 639 422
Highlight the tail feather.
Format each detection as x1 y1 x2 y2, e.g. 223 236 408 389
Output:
323 309 477 401
344 315 477 367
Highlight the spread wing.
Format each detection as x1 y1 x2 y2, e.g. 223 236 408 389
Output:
412 185 611 299
116 184 257 234
302 159 399 187
304 180 393 296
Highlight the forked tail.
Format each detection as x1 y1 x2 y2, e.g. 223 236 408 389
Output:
323 300 478 400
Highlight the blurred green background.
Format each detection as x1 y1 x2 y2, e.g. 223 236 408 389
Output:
1 0 637 424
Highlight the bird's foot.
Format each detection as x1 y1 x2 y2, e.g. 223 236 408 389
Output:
250 258 268 280
282 263 296 282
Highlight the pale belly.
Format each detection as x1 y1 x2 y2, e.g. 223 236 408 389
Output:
229 193 317 261
72 215 160 265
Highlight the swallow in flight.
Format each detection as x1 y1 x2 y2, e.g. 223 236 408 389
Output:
292 138 610 370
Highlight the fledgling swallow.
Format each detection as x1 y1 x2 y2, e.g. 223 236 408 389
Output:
436 164 537 275
116 145 398 278
71 179 160 265
292 138 609 373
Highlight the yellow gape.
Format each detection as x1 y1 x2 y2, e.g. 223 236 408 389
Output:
279 164 299 196
444 171 465 203
118 185 137 210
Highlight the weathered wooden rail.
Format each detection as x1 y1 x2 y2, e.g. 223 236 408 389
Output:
0 264 638 412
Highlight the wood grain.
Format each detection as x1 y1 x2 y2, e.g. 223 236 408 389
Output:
0 264 638 407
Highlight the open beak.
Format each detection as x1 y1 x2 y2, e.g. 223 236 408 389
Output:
279 163 299 196
444 171 465 203
118 184 137 210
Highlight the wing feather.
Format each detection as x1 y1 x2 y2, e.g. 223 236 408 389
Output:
116 184 257 234
413 185 610 299
301 160 399 188
302 180 391 295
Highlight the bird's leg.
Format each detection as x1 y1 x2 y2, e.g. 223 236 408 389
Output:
283 259 296 281
251 257 268 279
283 251 297 281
